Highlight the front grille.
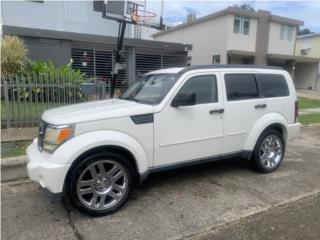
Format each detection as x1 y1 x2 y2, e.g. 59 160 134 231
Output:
38 120 47 151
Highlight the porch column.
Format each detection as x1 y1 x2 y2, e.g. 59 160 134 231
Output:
287 60 296 78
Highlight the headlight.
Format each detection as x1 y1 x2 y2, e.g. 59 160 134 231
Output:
43 125 74 153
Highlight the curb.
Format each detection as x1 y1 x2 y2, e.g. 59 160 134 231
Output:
1 155 28 182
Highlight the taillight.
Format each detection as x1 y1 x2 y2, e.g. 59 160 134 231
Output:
294 100 299 123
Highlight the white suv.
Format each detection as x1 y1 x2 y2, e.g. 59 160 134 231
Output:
27 65 301 216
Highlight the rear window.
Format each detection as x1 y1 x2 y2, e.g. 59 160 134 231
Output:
259 74 289 97
225 74 259 101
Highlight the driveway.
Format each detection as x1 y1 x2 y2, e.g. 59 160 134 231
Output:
2 125 320 240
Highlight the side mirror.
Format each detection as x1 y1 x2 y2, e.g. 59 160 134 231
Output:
171 92 196 107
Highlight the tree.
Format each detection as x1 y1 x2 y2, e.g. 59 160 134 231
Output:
298 28 313 36
232 4 255 11
1 35 28 76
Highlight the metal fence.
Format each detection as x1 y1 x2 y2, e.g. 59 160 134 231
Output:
1 74 112 129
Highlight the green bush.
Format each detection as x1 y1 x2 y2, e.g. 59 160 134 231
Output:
23 60 86 82
7 60 94 102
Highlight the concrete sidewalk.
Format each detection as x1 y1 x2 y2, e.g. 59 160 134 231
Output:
1 125 320 240
1 127 37 142
299 107 320 115
297 90 320 100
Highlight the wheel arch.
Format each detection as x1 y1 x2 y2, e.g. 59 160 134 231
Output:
243 113 288 151
51 130 150 189
63 145 140 188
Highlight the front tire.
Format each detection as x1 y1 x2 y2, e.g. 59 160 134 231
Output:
251 129 285 173
65 152 133 216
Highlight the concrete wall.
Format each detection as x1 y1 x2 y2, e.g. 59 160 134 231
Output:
226 15 257 53
154 15 229 65
294 62 319 90
268 21 297 55
21 36 72 66
295 36 320 58
1 0 132 37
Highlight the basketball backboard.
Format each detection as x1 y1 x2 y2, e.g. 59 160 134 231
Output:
103 0 163 29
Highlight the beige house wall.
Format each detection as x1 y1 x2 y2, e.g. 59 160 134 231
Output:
268 21 297 55
295 36 320 58
226 15 257 53
154 15 229 65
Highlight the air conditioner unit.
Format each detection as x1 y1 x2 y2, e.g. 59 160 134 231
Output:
301 48 311 55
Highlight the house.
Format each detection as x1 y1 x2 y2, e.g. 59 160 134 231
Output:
153 7 320 91
295 33 320 91
1 0 156 40
1 0 188 88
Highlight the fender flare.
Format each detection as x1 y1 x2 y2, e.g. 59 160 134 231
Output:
243 113 288 151
50 130 149 174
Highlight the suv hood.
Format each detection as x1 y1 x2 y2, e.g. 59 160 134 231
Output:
42 99 154 125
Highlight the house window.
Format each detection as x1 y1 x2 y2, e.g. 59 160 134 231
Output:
280 25 293 41
233 15 250 35
212 55 220 64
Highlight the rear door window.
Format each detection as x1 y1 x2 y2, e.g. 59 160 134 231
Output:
225 74 259 101
258 74 289 97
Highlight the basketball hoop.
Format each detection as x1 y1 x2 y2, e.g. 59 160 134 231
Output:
129 8 157 25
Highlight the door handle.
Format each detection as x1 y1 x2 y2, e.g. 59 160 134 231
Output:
255 104 267 109
209 109 224 114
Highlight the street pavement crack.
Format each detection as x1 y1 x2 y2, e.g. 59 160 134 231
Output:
65 204 84 240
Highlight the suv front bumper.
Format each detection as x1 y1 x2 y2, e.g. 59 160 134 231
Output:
26 139 71 196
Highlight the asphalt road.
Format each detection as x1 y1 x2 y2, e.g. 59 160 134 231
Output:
1 125 320 240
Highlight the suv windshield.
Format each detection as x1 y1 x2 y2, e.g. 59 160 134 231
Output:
120 74 179 105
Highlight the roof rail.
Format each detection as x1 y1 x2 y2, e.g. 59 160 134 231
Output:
179 64 283 74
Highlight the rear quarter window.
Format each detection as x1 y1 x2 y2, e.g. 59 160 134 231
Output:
259 74 289 97
225 74 259 101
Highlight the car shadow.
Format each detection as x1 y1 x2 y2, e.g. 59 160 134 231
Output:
136 157 251 194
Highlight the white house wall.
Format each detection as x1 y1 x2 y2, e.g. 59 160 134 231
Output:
154 15 229 65
226 15 257 53
1 1 132 37
268 21 296 55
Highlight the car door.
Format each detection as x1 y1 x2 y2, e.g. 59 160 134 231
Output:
153 72 224 167
222 72 266 154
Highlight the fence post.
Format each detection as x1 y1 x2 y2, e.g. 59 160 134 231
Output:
101 81 106 100
3 81 11 128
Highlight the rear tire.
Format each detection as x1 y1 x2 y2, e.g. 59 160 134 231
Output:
251 129 285 173
64 152 134 216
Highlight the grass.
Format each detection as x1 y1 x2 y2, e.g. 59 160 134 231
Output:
299 113 320 125
1 101 62 126
1 140 32 158
298 97 320 109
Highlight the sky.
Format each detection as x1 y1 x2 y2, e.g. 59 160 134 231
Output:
161 0 320 32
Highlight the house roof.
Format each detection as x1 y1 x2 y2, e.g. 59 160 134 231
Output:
2 25 187 51
297 33 320 39
153 7 303 38
268 54 320 62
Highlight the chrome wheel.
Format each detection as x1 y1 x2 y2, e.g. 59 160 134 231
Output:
259 135 283 169
76 160 128 211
